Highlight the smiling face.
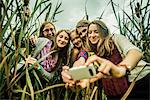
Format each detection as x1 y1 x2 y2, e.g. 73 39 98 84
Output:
88 24 100 44
76 26 88 39
42 23 56 39
56 31 69 48
70 30 82 48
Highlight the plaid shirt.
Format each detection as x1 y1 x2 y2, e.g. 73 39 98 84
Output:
77 50 88 61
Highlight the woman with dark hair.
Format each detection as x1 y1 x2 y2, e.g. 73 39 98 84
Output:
39 21 56 40
27 29 70 81
30 21 56 46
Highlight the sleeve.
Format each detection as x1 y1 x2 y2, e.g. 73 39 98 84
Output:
36 65 55 80
113 34 142 55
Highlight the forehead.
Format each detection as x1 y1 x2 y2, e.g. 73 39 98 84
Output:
58 31 69 37
77 26 87 31
44 23 55 29
89 24 97 30
70 31 79 38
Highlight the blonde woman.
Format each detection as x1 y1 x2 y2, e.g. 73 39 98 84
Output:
84 20 150 99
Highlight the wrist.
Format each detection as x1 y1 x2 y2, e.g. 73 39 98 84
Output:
36 65 42 71
117 64 131 71
111 65 126 77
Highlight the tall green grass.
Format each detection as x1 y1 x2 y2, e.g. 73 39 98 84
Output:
0 0 149 99
110 0 150 62
0 0 66 99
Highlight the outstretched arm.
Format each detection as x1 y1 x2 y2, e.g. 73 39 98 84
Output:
25 56 55 80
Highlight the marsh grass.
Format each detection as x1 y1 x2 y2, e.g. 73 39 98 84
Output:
0 0 149 99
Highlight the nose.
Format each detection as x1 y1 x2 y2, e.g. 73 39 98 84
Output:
90 31 95 36
74 39 78 43
61 37 67 42
48 31 54 36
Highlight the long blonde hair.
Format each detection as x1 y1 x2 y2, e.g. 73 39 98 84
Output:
86 20 114 56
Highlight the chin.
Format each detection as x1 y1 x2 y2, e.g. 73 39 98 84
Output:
59 46 65 48
58 45 66 48
91 41 97 44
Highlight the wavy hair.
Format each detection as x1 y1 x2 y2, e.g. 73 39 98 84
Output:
86 20 114 56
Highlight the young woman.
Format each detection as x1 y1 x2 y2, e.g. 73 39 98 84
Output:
30 21 56 46
76 20 90 45
84 20 150 99
62 20 150 99
39 21 56 40
69 29 88 67
27 29 70 81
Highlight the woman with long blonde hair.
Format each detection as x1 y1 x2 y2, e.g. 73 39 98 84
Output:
85 20 149 99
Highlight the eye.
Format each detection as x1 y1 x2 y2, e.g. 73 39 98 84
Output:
75 36 79 39
59 35 63 38
82 29 87 33
88 31 92 34
50 28 53 31
65 37 69 40
43 29 49 32
94 30 99 34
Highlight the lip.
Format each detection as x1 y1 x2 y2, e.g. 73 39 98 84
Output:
90 37 99 43
75 41 82 47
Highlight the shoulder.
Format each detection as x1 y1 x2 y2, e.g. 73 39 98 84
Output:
72 48 80 55
112 33 142 55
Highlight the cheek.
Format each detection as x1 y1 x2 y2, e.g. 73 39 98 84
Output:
43 32 46 36
95 34 100 39
65 40 69 44
88 35 92 39
72 40 76 44
56 37 59 42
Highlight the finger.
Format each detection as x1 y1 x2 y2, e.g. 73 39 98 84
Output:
96 72 104 79
62 76 75 84
69 83 73 87
98 62 106 72
27 57 37 64
89 77 99 83
85 55 99 66
65 83 69 88
103 65 111 75
62 66 70 70
61 71 72 79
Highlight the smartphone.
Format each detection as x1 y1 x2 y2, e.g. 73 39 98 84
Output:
67 65 96 81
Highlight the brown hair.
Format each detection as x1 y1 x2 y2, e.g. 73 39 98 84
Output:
86 20 114 56
54 29 71 65
76 20 90 28
52 29 70 51
39 21 56 37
